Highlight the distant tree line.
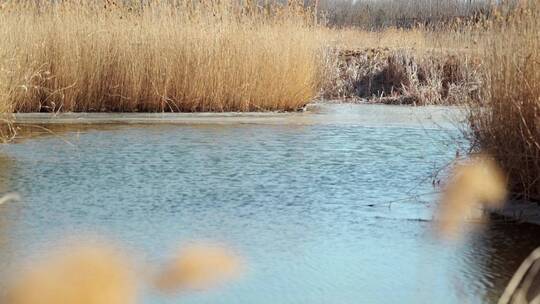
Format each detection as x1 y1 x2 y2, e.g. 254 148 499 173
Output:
3 0 525 28
315 0 523 28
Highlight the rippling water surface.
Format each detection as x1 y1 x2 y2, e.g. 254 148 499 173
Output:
1 104 540 304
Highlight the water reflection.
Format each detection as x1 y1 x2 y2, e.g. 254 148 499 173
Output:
12 123 130 143
459 216 540 303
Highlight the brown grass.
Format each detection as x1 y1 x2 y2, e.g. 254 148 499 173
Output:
0 1 326 113
321 47 482 105
319 27 430 50
465 3 540 201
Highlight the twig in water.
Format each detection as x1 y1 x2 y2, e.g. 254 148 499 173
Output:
0 193 20 205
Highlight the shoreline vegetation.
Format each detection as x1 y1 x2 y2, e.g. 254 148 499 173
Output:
0 0 499 116
0 0 538 201
0 0 325 113
464 3 540 202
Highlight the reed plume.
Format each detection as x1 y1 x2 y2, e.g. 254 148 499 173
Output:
4 243 136 304
436 155 507 240
155 243 241 292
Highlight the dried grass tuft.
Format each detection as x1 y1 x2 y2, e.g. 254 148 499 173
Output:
322 48 482 105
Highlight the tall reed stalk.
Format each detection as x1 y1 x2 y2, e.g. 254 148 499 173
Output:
0 1 326 112
466 3 540 201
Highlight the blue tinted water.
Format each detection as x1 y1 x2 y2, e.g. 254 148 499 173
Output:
1 105 539 304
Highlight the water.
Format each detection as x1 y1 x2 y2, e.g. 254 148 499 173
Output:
1 104 540 304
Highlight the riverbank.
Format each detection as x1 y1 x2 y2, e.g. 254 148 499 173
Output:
0 1 324 113
0 2 485 114
11 104 462 128
464 5 540 203
493 202 540 226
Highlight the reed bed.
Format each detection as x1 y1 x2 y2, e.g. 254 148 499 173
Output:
465 3 540 201
3 240 241 304
321 47 482 105
0 1 326 113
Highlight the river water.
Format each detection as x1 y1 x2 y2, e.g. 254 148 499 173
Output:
1 104 539 304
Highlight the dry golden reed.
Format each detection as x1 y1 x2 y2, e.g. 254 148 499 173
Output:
155 243 241 292
436 155 507 240
319 27 429 50
465 3 540 201
0 1 325 113
2 239 243 304
4 243 137 304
